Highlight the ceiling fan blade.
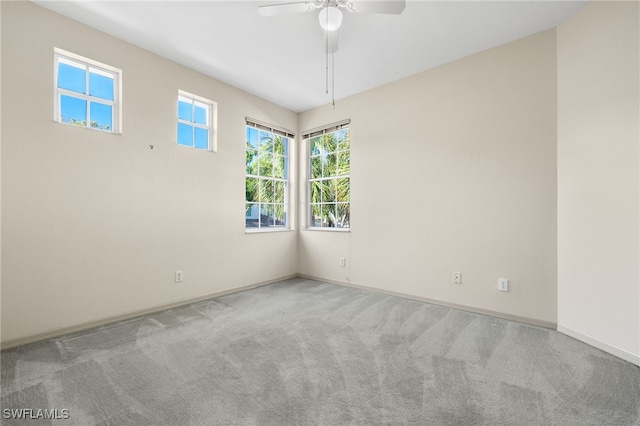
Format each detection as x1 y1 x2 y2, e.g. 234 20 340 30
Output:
348 0 405 14
325 30 338 54
258 1 316 17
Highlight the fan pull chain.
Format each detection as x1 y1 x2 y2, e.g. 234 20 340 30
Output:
323 1 335 109
325 32 329 94
332 50 335 109
325 7 329 95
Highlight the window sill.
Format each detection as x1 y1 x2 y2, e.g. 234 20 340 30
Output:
303 227 350 233
245 228 294 234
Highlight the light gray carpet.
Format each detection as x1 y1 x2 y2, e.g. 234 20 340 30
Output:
2 278 639 425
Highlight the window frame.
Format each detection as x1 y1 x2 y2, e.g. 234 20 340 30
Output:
177 90 217 152
53 48 122 133
245 120 293 232
306 124 350 231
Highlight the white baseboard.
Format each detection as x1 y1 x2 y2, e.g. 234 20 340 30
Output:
0 274 298 351
298 274 557 330
557 325 640 367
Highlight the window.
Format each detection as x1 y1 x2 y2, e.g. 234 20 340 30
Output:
177 91 217 151
245 120 292 230
54 48 120 132
307 123 350 229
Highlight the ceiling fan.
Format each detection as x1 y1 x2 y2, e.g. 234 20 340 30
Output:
258 0 406 19
258 0 406 107
258 0 406 53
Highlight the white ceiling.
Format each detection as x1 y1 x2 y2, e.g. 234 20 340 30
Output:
34 1 588 112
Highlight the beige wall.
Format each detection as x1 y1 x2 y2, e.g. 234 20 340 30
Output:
1 2 298 344
299 30 558 325
557 1 640 365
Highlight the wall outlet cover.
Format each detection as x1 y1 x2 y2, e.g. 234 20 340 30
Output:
499 278 509 292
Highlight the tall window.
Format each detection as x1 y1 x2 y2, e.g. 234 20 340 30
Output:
177 91 217 151
245 121 292 230
54 48 120 132
307 124 350 229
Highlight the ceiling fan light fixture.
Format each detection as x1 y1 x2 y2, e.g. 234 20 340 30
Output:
318 7 343 31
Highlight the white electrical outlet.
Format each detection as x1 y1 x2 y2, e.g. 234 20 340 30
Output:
499 278 509 292
453 272 462 284
175 270 183 283
340 258 346 267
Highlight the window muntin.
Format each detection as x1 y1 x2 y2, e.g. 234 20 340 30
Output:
177 93 215 150
245 126 289 230
308 128 350 228
55 50 119 132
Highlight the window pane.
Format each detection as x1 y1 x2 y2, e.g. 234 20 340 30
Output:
246 203 259 228
58 61 86 94
313 135 325 154
274 181 285 203
260 204 274 227
323 134 337 152
259 179 275 203
246 149 258 174
337 129 350 150
313 134 335 154
178 100 192 121
89 71 114 101
259 152 273 177
273 155 285 179
194 128 209 149
247 127 258 149
310 136 322 155
177 123 193 147
338 151 350 175
310 156 322 179
89 102 112 131
274 136 287 155
274 204 286 227
324 153 337 177
322 180 336 203
337 178 350 202
284 156 289 180
194 103 208 125
322 204 336 227
246 178 259 203
310 181 321 204
311 204 323 227
60 95 87 125
259 132 273 152
336 203 350 228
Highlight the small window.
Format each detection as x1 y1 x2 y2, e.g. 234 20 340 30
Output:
54 48 120 132
177 92 217 151
308 126 350 229
245 121 292 230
